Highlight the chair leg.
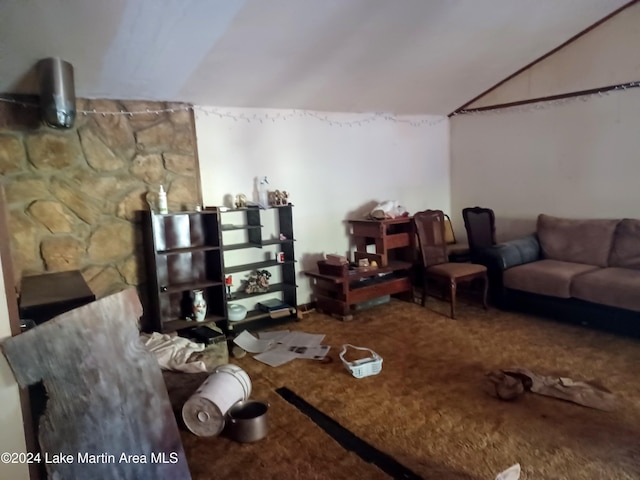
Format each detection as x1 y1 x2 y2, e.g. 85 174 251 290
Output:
449 279 457 319
481 273 488 310
421 281 427 307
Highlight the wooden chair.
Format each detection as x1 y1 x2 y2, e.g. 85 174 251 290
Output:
443 214 470 262
413 209 488 318
462 206 496 262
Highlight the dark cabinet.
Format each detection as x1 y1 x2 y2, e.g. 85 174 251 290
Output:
141 210 226 333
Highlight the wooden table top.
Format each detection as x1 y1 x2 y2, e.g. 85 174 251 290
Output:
20 270 95 310
305 260 413 283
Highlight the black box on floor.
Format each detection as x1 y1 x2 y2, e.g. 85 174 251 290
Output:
178 325 226 345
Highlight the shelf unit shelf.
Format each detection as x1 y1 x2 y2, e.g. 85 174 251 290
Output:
158 245 221 255
222 239 295 251
224 259 296 275
160 279 224 294
221 225 262 231
223 242 262 251
262 239 295 247
161 316 226 334
226 282 296 301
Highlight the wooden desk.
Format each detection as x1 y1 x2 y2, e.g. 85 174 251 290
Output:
306 261 413 321
19 270 96 324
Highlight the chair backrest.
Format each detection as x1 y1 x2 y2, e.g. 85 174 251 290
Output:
462 206 496 251
413 210 449 267
443 214 456 245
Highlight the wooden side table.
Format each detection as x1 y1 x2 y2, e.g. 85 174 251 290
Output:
19 270 96 324
305 261 413 321
348 216 415 267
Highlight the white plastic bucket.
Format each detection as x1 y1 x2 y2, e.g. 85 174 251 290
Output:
182 364 252 437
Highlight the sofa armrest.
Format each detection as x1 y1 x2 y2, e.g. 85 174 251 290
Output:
478 234 541 271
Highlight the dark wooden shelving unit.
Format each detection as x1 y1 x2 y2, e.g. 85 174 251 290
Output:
221 205 297 335
141 210 227 333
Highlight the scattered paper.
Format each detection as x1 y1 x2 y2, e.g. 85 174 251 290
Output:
287 345 330 360
232 330 273 353
239 329 330 367
279 331 325 347
254 345 299 367
257 330 291 343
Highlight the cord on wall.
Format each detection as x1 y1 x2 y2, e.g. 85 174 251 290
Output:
0 96 446 128
452 80 640 117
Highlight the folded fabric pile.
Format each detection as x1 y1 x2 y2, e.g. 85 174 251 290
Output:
141 332 207 373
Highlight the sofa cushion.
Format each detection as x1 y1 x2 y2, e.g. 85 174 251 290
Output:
608 218 640 270
571 267 640 312
504 259 599 298
537 214 619 267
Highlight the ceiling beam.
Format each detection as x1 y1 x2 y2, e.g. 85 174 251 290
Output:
449 0 640 116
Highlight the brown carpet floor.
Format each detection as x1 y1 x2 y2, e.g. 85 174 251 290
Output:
164 298 640 480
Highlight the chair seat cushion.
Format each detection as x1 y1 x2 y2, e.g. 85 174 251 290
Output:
427 262 486 279
504 259 599 298
571 267 640 312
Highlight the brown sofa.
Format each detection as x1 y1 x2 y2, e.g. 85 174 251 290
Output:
482 214 640 335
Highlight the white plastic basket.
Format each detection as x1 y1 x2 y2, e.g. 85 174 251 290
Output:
339 344 383 379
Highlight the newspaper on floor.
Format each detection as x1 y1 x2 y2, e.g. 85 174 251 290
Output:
254 344 331 367
278 331 325 347
236 330 330 367
287 345 331 360
257 330 291 343
233 330 274 353
254 345 298 367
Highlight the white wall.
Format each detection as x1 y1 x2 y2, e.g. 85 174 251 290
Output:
0 260 29 480
196 108 449 303
450 4 640 240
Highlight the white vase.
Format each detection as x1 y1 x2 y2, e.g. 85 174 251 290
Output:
192 289 207 322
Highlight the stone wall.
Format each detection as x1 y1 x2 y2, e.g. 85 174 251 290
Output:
0 98 201 302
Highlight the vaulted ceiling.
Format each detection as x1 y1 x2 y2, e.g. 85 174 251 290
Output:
0 0 631 115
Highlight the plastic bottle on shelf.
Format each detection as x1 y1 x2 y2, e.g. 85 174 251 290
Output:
258 176 269 209
158 185 168 214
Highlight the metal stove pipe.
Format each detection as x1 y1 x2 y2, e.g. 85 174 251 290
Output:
38 57 76 129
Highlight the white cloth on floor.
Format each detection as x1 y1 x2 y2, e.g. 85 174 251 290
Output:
141 332 207 373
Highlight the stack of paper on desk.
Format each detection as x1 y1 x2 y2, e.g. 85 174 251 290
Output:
233 330 330 367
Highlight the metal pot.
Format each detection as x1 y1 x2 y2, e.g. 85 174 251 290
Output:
224 400 269 443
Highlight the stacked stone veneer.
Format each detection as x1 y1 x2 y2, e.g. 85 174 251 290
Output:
0 98 200 301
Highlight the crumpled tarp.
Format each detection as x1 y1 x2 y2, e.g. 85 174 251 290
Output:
487 367 616 411
141 332 207 373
